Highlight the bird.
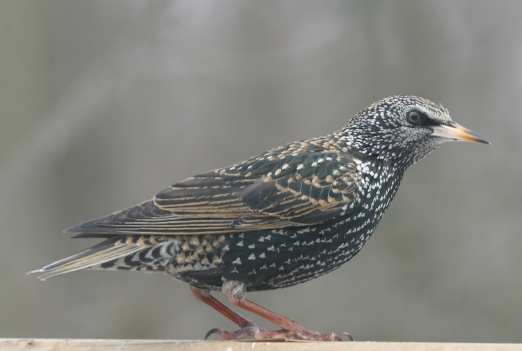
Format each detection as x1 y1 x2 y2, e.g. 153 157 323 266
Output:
30 95 489 341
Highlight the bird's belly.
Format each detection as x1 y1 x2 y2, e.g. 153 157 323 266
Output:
217 210 382 291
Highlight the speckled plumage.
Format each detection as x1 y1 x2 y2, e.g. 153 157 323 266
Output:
31 95 488 340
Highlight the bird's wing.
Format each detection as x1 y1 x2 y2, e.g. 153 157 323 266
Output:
68 143 362 238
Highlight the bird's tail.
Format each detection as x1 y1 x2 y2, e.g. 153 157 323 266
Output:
27 237 150 281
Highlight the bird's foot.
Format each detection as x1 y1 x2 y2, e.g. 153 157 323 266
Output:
280 328 352 342
205 324 352 341
205 325 288 341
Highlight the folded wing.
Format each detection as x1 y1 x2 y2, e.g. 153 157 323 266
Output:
68 143 362 238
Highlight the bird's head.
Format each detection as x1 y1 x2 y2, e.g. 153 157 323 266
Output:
341 95 489 166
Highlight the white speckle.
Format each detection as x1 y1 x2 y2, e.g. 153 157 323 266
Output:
232 257 242 265
248 253 256 260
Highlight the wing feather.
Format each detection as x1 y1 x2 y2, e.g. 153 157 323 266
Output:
68 142 362 238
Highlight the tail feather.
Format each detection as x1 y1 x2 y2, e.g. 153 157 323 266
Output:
28 238 150 281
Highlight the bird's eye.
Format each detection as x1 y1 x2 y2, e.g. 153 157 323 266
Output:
407 110 430 126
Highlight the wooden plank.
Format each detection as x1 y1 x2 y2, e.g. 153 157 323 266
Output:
0 339 520 351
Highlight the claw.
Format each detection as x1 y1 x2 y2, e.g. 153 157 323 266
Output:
205 325 263 341
204 328 223 340
343 331 354 341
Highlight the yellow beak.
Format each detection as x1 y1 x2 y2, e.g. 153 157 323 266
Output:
431 123 490 144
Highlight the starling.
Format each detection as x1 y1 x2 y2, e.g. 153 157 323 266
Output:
30 96 489 341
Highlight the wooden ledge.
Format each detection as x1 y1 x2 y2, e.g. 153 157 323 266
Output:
1 339 519 351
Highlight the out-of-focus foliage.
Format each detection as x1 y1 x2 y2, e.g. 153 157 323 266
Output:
1 0 520 342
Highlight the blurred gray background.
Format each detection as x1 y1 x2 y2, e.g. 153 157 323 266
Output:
1 0 521 342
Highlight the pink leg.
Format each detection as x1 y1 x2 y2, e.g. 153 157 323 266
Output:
221 281 350 341
191 287 291 340
191 287 250 328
